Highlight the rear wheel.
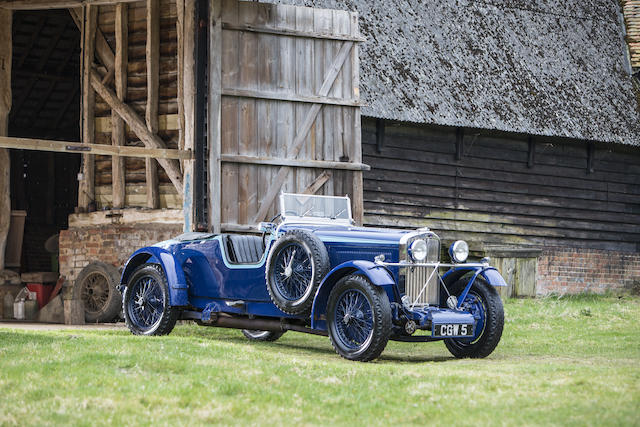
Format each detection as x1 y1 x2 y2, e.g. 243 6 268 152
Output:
123 264 178 336
327 275 391 362
444 277 504 358
241 329 285 342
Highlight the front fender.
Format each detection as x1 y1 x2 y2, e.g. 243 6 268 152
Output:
120 247 189 307
441 265 507 309
310 260 397 330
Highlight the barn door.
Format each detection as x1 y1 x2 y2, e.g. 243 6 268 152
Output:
208 0 364 232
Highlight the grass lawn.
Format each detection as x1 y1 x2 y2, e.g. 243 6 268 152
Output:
0 295 639 426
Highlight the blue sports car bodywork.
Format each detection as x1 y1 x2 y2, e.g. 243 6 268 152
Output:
120 193 507 361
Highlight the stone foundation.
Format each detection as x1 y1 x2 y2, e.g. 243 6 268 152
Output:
59 221 183 289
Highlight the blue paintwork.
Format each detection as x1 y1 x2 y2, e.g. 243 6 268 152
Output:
121 219 509 339
310 260 396 330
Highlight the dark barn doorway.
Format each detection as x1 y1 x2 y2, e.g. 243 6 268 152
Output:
9 9 80 273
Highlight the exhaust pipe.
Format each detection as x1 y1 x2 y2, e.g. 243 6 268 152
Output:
186 311 327 336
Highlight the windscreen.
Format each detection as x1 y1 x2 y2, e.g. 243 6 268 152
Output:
280 193 351 221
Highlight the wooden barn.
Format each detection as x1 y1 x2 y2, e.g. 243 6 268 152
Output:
0 0 638 323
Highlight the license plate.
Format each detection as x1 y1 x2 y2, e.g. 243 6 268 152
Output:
433 323 474 337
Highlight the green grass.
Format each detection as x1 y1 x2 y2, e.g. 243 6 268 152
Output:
1 295 639 426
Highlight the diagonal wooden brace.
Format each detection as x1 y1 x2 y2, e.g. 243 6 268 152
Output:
89 69 184 193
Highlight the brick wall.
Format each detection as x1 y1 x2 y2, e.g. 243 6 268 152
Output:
59 223 183 288
536 247 640 295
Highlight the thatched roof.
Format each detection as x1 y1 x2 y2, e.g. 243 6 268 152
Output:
273 0 640 146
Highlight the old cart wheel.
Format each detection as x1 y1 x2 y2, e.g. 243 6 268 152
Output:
443 277 504 359
74 262 122 323
241 329 285 341
123 263 178 335
266 230 329 315
327 275 391 362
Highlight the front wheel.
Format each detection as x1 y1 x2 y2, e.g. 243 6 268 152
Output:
444 277 504 358
327 275 391 362
123 263 178 336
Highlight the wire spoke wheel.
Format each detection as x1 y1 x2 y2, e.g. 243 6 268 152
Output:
123 264 178 336
128 276 164 329
266 230 329 315
81 272 110 314
327 275 391 362
443 277 504 359
73 262 122 323
334 289 374 350
272 243 313 301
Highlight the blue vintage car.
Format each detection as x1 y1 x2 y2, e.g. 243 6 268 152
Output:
120 193 506 361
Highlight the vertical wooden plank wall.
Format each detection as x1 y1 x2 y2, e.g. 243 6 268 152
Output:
212 1 363 231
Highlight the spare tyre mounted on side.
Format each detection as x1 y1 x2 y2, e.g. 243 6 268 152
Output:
265 230 329 315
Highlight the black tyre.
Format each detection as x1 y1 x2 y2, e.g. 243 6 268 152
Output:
123 263 178 336
73 262 122 323
266 230 329 315
327 275 391 362
241 329 285 341
443 277 504 358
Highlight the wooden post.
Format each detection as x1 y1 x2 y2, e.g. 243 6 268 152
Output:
208 0 222 232
79 5 97 210
0 9 11 271
112 2 127 208
182 0 196 232
145 0 159 209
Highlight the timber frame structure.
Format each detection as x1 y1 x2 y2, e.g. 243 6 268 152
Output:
0 0 365 246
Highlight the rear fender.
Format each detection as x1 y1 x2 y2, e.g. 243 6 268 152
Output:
310 260 397 330
120 247 189 307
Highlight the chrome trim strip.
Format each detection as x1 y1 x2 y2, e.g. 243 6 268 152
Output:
376 261 490 268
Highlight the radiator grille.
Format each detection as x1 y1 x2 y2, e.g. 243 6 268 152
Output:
401 234 440 306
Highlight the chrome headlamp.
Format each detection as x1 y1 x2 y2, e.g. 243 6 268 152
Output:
409 239 428 262
449 240 469 263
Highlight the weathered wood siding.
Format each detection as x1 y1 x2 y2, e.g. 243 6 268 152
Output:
211 0 362 230
92 0 180 209
362 118 640 252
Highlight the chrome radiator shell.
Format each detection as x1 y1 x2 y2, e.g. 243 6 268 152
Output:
399 230 440 306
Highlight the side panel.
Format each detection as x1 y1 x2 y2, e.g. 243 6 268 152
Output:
310 260 397 330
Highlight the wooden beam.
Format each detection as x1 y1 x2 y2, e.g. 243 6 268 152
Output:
176 0 185 151
145 0 159 209
89 69 184 192
221 22 366 43
79 5 97 210
0 9 11 271
181 0 196 232
222 88 361 107
96 114 179 132
587 142 595 174
455 127 464 161
375 118 385 153
69 7 114 83
208 0 221 233
303 171 332 195
1 0 142 10
252 41 355 224
112 2 127 208
0 136 192 160
221 154 370 171
527 136 535 168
